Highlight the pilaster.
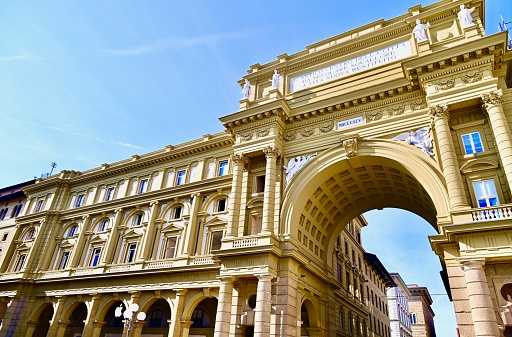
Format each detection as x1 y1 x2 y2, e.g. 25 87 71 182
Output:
214 277 234 337
262 147 280 234
254 274 273 337
226 154 247 238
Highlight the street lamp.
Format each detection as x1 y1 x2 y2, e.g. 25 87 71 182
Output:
115 303 146 337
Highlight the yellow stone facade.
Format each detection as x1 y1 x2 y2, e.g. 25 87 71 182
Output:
1 0 512 336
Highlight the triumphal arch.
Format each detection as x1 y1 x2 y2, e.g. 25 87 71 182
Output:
0 0 511 336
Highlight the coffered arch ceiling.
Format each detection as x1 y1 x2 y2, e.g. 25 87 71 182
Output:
280 139 449 263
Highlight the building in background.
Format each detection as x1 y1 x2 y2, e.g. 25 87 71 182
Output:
407 284 436 337
388 273 413 337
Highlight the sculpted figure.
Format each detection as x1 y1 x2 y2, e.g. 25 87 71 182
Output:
458 5 475 28
270 70 280 89
241 79 251 99
413 19 430 42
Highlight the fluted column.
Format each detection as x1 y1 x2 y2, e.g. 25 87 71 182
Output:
262 147 280 234
82 294 102 337
254 274 273 337
214 277 234 337
100 208 123 266
429 104 468 209
139 201 160 262
226 154 247 237
461 260 500 337
169 289 188 336
482 90 512 194
182 193 201 257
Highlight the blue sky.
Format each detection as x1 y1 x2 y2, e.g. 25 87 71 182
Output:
1 0 511 335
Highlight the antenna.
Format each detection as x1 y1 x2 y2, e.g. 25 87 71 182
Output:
498 15 512 50
37 162 58 179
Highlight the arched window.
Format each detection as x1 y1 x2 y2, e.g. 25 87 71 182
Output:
190 308 210 328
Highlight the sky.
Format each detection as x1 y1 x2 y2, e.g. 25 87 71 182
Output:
1 0 511 335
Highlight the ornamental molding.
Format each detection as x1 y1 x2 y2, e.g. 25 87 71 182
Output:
341 136 360 158
481 90 503 110
388 105 405 117
411 99 427 111
366 110 383 122
433 78 455 92
461 69 483 84
429 104 449 118
263 146 281 159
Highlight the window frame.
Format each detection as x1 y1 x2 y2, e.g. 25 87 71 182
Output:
58 251 71 270
125 243 138 263
14 254 27 271
218 160 229 176
461 131 484 155
216 198 227 213
138 179 149 194
175 170 186 186
163 235 179 259
471 178 500 208
90 247 102 266
34 200 44 213
75 194 85 208
105 187 116 201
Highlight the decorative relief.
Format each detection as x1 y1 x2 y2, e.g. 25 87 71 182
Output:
258 127 270 137
482 90 503 111
411 99 427 111
434 79 455 92
319 121 334 133
462 70 483 84
284 153 318 185
341 136 360 157
388 105 404 117
283 131 297 141
263 146 281 158
230 154 249 169
429 104 449 118
239 132 253 142
366 110 383 122
392 127 433 156
300 127 315 137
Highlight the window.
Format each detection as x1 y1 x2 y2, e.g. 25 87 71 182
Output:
218 161 228 176
35 200 44 212
462 132 484 155
190 309 210 328
58 252 70 269
138 179 148 194
172 206 182 219
27 229 35 240
410 313 417 324
337 263 342 282
473 179 499 207
126 243 137 263
99 220 109 232
210 230 223 251
90 248 101 266
0 208 6 220
146 309 166 327
164 236 178 259
216 198 227 212
105 187 115 201
11 204 22 218
255 175 265 193
67 225 78 237
14 254 26 271
2 233 7 241
339 310 344 329
75 195 84 208
134 214 143 226
176 171 186 185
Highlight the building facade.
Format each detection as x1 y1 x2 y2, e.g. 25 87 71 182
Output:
0 0 512 336
407 284 436 337
387 274 413 337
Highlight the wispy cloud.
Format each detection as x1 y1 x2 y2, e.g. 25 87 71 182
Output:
0 54 42 62
91 29 264 56
0 114 144 149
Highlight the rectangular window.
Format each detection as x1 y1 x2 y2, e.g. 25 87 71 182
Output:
68 225 78 237
126 243 137 263
15 254 26 271
2 233 7 241
462 132 484 155
210 230 223 251
255 175 265 193
173 206 182 219
134 214 143 226
99 220 109 232
75 195 84 208
164 236 178 259
91 248 101 266
339 310 344 329
473 179 499 207
217 198 227 212
138 179 148 194
105 187 115 201
337 263 342 282
35 200 44 212
218 161 228 176
176 171 186 185
59 252 70 270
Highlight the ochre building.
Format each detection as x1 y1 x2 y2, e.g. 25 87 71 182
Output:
0 0 511 336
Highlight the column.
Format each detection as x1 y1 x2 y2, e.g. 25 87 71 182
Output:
169 289 188 336
47 296 67 337
273 276 298 337
182 193 201 257
82 294 102 337
100 208 123 266
139 201 161 262
214 277 234 337
132 319 147 337
69 215 91 268
461 260 500 337
482 90 512 193
262 147 280 234
91 320 106 337
254 274 273 337
226 154 247 237
429 105 468 209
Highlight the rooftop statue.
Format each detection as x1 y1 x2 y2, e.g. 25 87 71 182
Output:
413 19 430 42
270 70 280 89
458 4 475 28
241 79 251 99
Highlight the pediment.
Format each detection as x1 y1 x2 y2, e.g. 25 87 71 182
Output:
122 227 144 238
89 235 108 244
246 197 264 209
204 215 227 227
461 158 499 174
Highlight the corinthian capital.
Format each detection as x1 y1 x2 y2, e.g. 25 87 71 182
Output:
429 104 449 118
230 153 248 166
481 90 503 111
263 146 281 159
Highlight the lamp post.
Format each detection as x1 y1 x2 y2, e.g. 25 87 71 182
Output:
115 303 146 337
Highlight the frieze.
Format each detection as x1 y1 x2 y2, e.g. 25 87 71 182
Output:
388 105 404 117
411 99 427 111
300 127 315 137
258 127 270 137
283 131 297 141
239 132 253 142
434 79 455 92
319 121 334 133
366 110 383 122
462 70 483 84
